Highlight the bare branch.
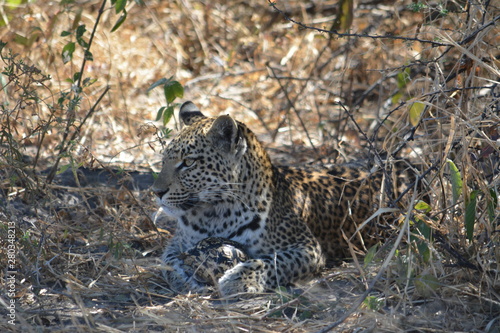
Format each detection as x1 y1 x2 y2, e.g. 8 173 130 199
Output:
268 1 452 47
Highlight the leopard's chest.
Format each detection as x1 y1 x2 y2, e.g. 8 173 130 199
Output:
177 204 268 255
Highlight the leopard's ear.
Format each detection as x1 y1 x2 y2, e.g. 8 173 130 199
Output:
179 101 205 126
207 115 246 156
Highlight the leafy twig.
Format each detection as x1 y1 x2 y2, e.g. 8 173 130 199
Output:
46 86 110 184
75 0 107 90
45 0 109 184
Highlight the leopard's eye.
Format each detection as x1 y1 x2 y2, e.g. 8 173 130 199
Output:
177 158 196 170
183 158 195 168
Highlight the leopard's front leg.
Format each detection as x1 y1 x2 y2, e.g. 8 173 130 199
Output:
217 242 325 296
161 235 208 293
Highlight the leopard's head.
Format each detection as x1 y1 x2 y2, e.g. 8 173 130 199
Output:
152 102 247 218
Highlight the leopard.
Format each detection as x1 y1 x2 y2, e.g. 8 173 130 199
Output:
152 101 414 296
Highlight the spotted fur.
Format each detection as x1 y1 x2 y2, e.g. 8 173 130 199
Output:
180 237 249 285
153 101 411 296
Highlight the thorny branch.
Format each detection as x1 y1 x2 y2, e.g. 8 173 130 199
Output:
268 1 500 50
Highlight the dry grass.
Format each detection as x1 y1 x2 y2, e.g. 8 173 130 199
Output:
1 0 499 332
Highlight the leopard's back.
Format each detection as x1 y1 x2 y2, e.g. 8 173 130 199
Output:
278 161 415 260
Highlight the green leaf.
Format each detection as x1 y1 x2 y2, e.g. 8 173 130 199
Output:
410 218 431 263
73 72 81 82
62 42 76 64
487 189 498 223
147 76 172 93
391 91 404 105
76 25 89 49
465 190 478 242
61 30 71 37
274 286 291 303
161 127 172 139
83 77 97 87
75 25 89 48
363 296 384 311
80 39 89 49
164 80 184 104
5 0 23 8
414 200 432 213
57 164 71 175
408 2 428 12
396 67 411 89
84 50 93 61
417 240 431 262
13 34 29 46
163 105 175 126
415 219 432 241
111 10 127 32
414 274 439 298
364 244 378 267
156 106 166 122
409 101 425 126
115 0 127 13
447 159 462 205
331 0 353 32
76 24 86 40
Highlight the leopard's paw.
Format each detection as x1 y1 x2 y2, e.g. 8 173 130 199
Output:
218 261 266 297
